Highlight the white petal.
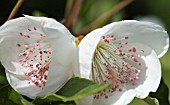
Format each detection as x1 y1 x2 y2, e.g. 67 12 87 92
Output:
0 16 78 98
123 43 161 100
79 29 105 79
80 96 93 105
24 15 76 45
93 86 127 105
93 90 137 105
37 26 78 96
100 20 169 58
130 44 161 98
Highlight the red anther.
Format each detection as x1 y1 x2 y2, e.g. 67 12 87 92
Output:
17 44 21 47
125 36 128 39
132 48 136 52
34 27 37 30
104 39 110 43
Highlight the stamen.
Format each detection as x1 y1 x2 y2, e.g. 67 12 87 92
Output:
92 35 144 99
17 27 52 88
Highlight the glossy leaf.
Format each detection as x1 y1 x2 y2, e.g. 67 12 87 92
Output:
0 63 8 88
143 96 159 105
33 77 110 104
129 98 149 105
8 88 33 105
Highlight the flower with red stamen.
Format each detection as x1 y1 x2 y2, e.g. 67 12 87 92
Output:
0 15 78 99
78 20 169 105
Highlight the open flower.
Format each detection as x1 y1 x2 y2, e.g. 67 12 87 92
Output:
78 20 169 105
0 15 78 99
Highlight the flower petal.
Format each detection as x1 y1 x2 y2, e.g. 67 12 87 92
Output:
80 96 93 105
128 43 161 98
0 16 78 98
93 87 128 105
122 43 161 104
79 29 103 79
24 15 76 45
79 21 164 105
101 20 169 58
37 23 78 97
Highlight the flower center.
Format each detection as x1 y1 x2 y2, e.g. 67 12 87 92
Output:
92 35 144 99
17 26 52 88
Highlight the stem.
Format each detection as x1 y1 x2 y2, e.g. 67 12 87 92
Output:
64 0 74 20
65 0 83 30
7 0 24 20
79 0 134 35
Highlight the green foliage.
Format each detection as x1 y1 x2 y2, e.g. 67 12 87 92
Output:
8 88 33 105
32 10 48 17
149 79 169 105
129 98 149 105
73 0 123 34
0 85 18 105
0 63 7 87
129 97 159 105
143 96 159 105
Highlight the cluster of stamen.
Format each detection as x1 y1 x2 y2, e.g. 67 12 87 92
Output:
17 26 52 88
92 35 144 99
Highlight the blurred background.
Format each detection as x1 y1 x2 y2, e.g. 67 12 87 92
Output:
0 0 170 105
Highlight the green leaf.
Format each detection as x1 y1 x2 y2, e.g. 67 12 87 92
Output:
0 64 16 105
0 63 8 89
33 94 65 104
57 77 111 102
8 88 22 104
129 96 159 105
129 98 149 105
0 63 5 76
32 10 48 17
0 76 8 85
8 88 33 105
33 77 110 104
36 101 76 105
62 83 110 102
21 98 34 105
149 78 169 105
143 96 159 105
0 85 18 105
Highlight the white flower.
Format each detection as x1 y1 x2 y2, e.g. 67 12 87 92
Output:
78 20 169 105
0 15 79 99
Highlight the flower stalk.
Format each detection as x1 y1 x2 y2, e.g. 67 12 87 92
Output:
8 0 24 20
64 0 84 30
79 0 134 35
